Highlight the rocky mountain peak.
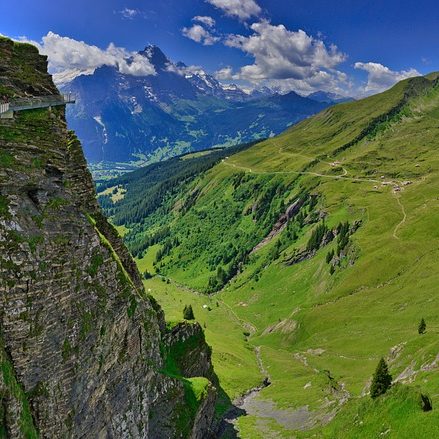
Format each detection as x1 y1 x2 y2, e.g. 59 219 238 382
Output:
140 44 170 70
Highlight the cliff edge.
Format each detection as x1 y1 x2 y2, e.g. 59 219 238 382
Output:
0 36 216 438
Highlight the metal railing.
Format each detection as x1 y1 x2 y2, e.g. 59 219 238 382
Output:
0 94 75 114
0 103 9 114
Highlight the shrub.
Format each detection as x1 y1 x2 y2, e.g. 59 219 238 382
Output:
326 250 334 264
418 317 426 334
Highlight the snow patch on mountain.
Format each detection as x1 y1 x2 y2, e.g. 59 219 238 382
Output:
93 116 108 145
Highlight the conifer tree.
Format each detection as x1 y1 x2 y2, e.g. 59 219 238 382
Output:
370 357 392 399
183 304 195 320
420 393 433 412
418 318 426 334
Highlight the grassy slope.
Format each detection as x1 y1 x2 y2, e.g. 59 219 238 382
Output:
111 75 439 437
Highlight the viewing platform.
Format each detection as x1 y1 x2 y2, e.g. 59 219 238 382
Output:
0 94 75 119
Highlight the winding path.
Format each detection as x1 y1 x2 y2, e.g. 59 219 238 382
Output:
222 159 385 185
393 195 407 240
222 154 412 241
218 299 257 334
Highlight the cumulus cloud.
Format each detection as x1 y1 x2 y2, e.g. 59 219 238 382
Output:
215 66 352 96
206 0 261 20
120 53 157 76
224 21 346 83
216 20 349 94
21 32 156 83
182 24 219 46
193 16 216 28
216 23 420 96
354 62 420 94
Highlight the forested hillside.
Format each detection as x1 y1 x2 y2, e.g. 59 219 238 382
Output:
99 74 439 438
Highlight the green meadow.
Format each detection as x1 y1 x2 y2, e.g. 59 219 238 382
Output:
103 74 439 437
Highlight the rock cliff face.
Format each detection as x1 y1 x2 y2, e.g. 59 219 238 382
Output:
0 37 216 438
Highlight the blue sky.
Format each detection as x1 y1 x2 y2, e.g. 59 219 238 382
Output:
1 0 438 96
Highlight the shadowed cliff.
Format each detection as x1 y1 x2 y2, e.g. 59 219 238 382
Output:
0 36 217 438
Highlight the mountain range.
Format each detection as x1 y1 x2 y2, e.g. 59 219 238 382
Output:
61 45 348 170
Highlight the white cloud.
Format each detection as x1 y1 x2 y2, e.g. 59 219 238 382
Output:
120 52 157 76
225 21 346 83
217 20 350 95
268 70 353 96
354 62 420 94
215 66 352 96
167 63 205 77
193 16 216 28
217 24 420 97
215 66 235 80
206 0 261 20
117 8 140 19
20 32 156 83
182 24 219 46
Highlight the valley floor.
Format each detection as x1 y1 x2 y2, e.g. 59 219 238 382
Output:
139 232 439 438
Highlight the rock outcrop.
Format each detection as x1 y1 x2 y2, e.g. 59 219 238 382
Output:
0 37 216 438
250 198 304 254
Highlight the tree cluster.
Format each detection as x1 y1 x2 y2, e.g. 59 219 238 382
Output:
306 223 329 251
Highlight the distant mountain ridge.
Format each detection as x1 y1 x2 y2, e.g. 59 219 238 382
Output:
62 44 335 167
307 90 354 104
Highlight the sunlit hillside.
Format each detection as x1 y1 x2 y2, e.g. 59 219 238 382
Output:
101 74 439 438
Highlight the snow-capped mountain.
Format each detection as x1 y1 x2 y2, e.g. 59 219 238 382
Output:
62 45 330 166
183 69 250 101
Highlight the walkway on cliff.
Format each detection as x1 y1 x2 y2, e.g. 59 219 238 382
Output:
0 94 75 118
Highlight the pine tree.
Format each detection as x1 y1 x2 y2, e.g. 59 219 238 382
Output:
420 393 433 412
418 318 426 334
370 358 392 399
183 304 195 320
